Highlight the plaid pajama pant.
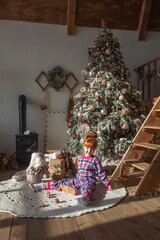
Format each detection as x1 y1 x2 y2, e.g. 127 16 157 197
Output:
48 178 96 197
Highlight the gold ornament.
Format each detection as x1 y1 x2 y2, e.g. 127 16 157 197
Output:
102 79 107 86
90 105 95 111
122 108 130 116
92 44 97 48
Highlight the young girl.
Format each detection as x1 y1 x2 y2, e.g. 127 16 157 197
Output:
30 131 112 206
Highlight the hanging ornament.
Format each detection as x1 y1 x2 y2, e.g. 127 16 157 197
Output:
85 83 90 88
122 123 129 130
77 112 82 118
91 63 95 67
84 100 89 105
105 65 109 71
115 42 119 48
41 90 48 110
122 108 130 116
92 44 97 48
96 96 101 102
82 119 87 123
121 76 126 81
97 47 101 52
107 82 112 89
119 95 125 101
72 133 77 139
105 48 112 55
80 138 85 144
67 121 74 128
90 105 96 111
102 79 107 86
95 92 99 97
100 109 107 115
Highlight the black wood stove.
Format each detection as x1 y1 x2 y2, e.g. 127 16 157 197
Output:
16 95 38 165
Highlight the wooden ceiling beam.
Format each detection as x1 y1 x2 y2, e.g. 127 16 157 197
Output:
67 0 77 35
138 0 152 41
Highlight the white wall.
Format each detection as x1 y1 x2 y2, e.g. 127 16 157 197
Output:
0 20 160 154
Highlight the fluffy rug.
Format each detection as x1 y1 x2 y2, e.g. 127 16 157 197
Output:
0 175 127 218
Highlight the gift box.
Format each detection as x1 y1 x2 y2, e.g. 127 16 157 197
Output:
49 158 65 180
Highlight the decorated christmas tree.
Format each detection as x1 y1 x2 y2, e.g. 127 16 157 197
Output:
66 21 146 167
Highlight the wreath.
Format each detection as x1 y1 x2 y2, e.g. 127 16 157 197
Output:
47 66 67 91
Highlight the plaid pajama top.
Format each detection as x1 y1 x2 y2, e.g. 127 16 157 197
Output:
76 155 111 187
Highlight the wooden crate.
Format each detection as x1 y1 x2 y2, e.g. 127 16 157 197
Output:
72 157 78 176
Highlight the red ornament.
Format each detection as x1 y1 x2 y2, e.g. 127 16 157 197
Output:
67 121 74 128
72 133 77 139
96 96 101 102
97 47 101 52
85 83 90 88
84 100 89 105
105 66 109 71
82 119 87 123
115 42 119 47
121 76 126 81
124 94 128 98
91 63 95 67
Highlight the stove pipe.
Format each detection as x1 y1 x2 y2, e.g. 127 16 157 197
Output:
19 95 26 134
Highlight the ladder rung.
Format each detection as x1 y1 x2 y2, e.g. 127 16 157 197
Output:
143 126 160 130
153 109 160 112
131 162 150 171
122 159 139 164
133 143 160 150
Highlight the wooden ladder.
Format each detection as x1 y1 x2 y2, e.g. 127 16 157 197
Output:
111 96 160 195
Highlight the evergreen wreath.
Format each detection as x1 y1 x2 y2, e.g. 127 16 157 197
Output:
47 66 67 91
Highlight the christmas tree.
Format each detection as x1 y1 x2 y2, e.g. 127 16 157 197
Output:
66 21 146 167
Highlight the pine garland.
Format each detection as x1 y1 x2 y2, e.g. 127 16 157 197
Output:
47 66 67 91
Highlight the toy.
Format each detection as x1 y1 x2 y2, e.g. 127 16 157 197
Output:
59 184 77 196
27 151 48 175
45 191 50 198
39 202 44 208
54 198 59 204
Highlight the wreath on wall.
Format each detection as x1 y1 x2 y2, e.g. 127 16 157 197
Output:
47 66 67 91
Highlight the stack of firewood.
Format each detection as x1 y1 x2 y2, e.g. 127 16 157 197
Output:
0 150 11 169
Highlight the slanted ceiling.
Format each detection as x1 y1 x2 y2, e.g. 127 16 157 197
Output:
0 0 159 40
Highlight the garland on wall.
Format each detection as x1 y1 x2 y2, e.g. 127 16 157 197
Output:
46 66 67 91
135 68 160 83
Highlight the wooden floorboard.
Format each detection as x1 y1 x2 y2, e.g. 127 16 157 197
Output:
0 169 160 240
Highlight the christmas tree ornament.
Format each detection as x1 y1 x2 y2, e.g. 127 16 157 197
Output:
84 100 89 105
85 83 90 88
80 138 85 144
77 112 82 117
100 109 107 115
115 42 119 48
96 96 101 102
104 98 108 104
119 95 125 101
122 123 129 130
105 65 109 71
95 92 99 97
105 48 112 55
67 121 74 128
102 79 107 86
92 44 97 48
90 105 95 111
72 133 77 139
122 108 130 116
83 104 87 108
97 47 101 52
107 82 112 89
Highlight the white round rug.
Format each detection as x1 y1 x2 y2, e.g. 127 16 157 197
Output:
0 176 126 218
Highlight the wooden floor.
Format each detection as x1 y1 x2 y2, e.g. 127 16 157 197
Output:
0 169 160 240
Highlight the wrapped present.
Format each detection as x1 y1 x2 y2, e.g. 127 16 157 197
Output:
49 158 65 180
